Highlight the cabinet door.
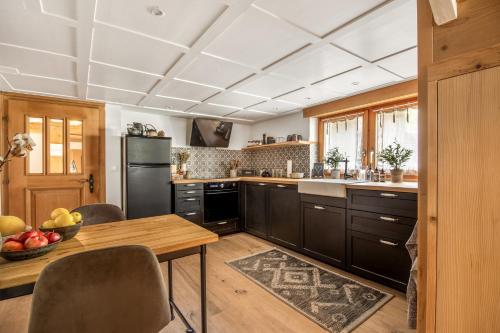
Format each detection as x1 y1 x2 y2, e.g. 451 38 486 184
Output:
244 183 268 238
302 202 346 267
347 230 410 291
268 184 300 249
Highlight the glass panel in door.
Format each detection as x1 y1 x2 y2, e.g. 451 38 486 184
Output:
27 117 44 174
48 118 64 174
68 119 83 174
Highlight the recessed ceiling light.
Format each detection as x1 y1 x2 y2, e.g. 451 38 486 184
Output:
351 81 360 86
148 6 165 16
305 97 311 100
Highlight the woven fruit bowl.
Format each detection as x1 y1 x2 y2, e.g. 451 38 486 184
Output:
1 238 62 261
39 221 83 241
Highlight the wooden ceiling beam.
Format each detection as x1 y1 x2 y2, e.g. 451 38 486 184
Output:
302 79 418 118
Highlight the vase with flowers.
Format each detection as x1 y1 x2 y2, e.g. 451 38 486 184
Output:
229 160 240 178
0 133 36 172
177 151 190 177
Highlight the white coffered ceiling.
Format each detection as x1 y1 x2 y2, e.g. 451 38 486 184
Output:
0 0 417 123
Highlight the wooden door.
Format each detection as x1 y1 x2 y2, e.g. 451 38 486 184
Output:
268 184 300 249
4 94 105 229
436 66 500 332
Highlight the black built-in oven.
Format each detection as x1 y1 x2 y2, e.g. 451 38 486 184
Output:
203 182 239 224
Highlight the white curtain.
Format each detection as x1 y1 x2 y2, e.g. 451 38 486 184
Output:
324 115 363 170
375 105 418 172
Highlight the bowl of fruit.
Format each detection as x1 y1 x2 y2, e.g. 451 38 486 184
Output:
39 208 83 241
1 230 62 261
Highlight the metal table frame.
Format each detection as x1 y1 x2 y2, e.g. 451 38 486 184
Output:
1 244 208 333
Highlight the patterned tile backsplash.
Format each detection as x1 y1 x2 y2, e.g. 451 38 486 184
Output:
172 144 319 179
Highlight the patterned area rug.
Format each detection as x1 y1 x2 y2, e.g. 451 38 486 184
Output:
227 249 393 333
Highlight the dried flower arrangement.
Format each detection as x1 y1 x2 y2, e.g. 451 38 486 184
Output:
177 151 190 164
229 160 240 170
0 133 36 172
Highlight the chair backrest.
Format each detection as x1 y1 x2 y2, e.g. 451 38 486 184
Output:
71 203 125 226
28 245 170 333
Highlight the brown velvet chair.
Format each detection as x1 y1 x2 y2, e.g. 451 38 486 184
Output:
71 203 126 226
28 245 171 333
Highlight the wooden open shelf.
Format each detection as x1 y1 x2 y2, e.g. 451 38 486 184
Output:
241 140 317 151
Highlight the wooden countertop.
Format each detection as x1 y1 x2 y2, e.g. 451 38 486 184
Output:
0 215 218 289
173 177 418 192
346 182 418 193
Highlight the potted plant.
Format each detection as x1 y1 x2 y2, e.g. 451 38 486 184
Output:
378 140 413 183
177 151 190 176
324 147 345 179
229 160 240 178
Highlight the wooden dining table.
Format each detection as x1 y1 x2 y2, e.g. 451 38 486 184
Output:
0 214 219 333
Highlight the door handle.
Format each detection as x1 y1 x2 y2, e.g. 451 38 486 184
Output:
379 216 399 222
276 184 286 188
79 174 94 193
379 239 398 246
217 221 228 225
186 184 196 187
185 212 197 216
257 183 266 186
185 198 197 201
380 193 397 198
186 191 196 194
314 205 325 210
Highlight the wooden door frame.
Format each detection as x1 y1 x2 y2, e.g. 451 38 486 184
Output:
0 92 106 215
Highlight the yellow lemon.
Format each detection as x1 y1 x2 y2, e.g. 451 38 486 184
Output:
50 208 70 220
54 213 75 227
41 220 55 228
0 216 25 236
71 212 82 223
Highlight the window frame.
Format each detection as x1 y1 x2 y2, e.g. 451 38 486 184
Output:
318 97 418 180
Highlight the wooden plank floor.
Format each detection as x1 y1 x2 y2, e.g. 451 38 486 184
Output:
0 233 414 333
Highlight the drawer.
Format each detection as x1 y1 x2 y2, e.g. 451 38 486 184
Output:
347 189 417 218
206 219 239 235
176 183 203 191
347 230 411 291
176 196 202 212
176 189 203 198
347 210 415 241
177 210 203 224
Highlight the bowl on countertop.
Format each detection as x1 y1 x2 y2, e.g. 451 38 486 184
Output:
290 172 304 179
39 222 82 241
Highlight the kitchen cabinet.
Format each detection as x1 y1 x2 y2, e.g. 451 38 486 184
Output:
243 182 268 238
347 189 417 291
301 196 346 268
173 183 204 225
268 184 300 249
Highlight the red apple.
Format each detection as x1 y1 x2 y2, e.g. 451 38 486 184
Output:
24 235 48 249
45 232 61 244
5 232 23 243
18 230 39 243
2 240 24 252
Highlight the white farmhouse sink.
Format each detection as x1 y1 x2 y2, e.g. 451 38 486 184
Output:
298 179 366 198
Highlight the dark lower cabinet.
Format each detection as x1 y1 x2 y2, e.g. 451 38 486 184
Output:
302 202 346 267
244 183 268 238
268 184 300 249
347 230 412 291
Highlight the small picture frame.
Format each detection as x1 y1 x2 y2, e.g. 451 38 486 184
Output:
312 163 324 178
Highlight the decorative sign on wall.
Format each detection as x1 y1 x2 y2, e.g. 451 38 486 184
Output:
311 163 324 179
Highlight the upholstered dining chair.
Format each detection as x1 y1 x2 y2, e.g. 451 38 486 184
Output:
71 203 125 226
28 245 171 333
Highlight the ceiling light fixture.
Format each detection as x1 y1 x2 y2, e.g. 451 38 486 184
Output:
148 6 165 16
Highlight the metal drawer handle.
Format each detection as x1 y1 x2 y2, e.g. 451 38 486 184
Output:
217 221 228 225
314 205 325 210
186 184 196 187
380 216 399 222
186 191 196 194
185 212 197 216
380 193 398 198
258 183 266 186
276 184 286 188
185 198 197 201
379 239 398 246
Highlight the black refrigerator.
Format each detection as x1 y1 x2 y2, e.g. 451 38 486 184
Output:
122 136 172 219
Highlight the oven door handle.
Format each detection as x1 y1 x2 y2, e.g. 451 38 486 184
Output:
204 190 239 195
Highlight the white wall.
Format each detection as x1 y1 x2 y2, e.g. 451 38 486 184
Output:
250 111 316 141
105 104 252 206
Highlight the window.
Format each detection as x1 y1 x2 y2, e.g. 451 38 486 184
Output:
375 104 418 172
323 114 364 170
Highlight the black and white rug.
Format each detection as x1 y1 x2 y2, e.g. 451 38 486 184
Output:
227 249 393 333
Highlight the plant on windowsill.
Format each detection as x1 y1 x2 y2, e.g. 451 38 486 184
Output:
324 147 345 179
377 140 413 183
0 133 36 172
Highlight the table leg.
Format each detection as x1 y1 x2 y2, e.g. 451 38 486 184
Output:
167 260 175 320
200 245 207 333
